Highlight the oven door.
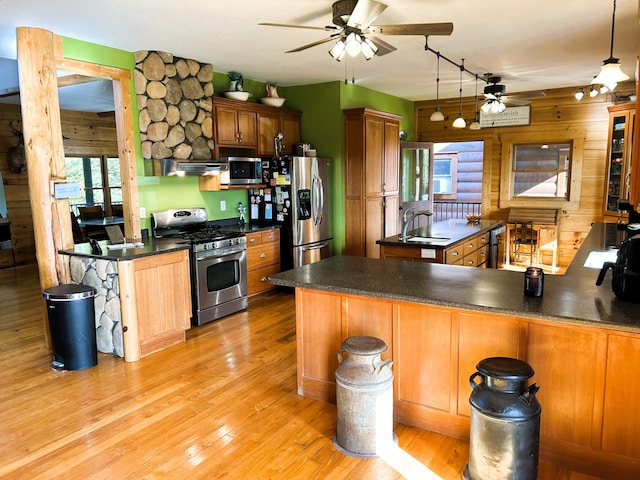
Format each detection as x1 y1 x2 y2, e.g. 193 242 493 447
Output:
194 249 248 324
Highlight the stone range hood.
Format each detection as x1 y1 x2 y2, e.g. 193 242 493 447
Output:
134 50 218 176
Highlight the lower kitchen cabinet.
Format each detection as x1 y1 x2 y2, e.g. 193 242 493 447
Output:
446 230 489 267
118 249 191 361
246 228 280 296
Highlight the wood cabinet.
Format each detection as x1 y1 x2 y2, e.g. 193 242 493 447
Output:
344 108 401 258
294 287 640 477
246 228 280 296
118 249 191 362
212 97 301 160
604 103 635 221
257 110 302 156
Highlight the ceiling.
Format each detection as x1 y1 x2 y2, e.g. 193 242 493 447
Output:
0 0 639 109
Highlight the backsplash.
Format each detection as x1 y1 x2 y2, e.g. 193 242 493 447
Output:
134 50 214 160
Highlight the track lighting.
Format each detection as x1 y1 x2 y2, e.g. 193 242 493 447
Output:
469 75 481 130
591 0 629 92
453 60 466 129
574 89 585 101
589 86 598 97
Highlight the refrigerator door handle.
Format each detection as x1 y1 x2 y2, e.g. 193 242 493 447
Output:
301 240 330 252
312 175 324 226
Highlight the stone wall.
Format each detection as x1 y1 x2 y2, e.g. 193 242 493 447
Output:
69 256 123 358
134 50 214 160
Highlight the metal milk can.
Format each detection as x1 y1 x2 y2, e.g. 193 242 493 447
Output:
333 336 394 458
463 357 541 480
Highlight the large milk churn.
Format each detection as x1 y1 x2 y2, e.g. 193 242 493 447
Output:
463 357 541 480
333 336 394 458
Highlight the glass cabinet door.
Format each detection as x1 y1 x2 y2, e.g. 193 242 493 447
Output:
604 105 635 217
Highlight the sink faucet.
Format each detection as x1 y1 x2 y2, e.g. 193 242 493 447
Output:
399 210 433 241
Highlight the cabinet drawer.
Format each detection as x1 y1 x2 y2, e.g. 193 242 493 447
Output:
261 228 279 243
463 251 478 267
477 245 489 266
246 231 263 246
463 235 480 256
247 264 281 295
445 246 463 264
247 242 280 269
478 232 489 246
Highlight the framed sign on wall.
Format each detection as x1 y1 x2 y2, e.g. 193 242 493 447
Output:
480 105 531 128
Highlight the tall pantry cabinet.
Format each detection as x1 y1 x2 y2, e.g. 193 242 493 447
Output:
344 108 401 258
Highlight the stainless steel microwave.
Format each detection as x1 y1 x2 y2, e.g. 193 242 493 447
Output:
225 157 263 185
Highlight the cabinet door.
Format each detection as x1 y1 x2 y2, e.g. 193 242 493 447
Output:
364 116 385 197
344 295 393 361
214 106 240 145
602 334 640 458
257 112 280 155
237 110 257 146
384 119 400 194
397 304 454 411
365 197 384 258
384 194 399 238
281 112 301 154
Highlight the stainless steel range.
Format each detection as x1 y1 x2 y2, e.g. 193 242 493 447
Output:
151 208 247 326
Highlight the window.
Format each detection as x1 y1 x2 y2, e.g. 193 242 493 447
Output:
65 156 122 215
500 131 584 209
433 153 458 199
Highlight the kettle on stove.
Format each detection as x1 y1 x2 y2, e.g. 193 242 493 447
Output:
596 234 640 302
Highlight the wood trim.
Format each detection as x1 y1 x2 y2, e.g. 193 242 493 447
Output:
117 259 141 362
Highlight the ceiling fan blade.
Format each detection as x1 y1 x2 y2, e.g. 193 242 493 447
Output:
285 36 339 53
258 22 338 31
367 36 396 56
502 98 531 106
347 0 388 29
367 22 453 36
506 91 546 99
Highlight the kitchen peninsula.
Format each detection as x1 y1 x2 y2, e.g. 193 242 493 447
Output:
269 223 640 478
60 240 192 362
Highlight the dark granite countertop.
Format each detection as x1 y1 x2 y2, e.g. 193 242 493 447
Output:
59 238 190 261
270 222 640 334
376 218 504 249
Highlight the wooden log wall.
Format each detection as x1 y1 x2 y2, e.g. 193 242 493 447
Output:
0 104 118 266
415 83 636 267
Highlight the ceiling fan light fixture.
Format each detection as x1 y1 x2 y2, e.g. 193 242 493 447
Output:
361 37 377 60
591 0 629 92
329 39 347 61
345 32 362 57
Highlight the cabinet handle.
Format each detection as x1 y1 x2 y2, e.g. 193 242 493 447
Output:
468 242 474 248
452 251 459 256
260 276 267 282
249 237 257 242
268 233 274 240
467 260 474 265
260 253 267 258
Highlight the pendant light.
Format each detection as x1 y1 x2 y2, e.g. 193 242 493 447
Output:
452 59 466 128
430 52 445 121
591 0 629 91
469 74 481 130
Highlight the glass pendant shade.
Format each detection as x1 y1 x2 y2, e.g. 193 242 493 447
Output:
452 115 466 128
591 60 629 91
329 39 346 61
345 32 362 57
430 109 445 121
469 119 481 130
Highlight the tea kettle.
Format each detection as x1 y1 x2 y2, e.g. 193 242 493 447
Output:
596 234 640 302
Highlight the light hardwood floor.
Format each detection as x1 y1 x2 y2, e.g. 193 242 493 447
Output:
0 264 603 479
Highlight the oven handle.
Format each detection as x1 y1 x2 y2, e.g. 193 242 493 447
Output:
195 248 245 261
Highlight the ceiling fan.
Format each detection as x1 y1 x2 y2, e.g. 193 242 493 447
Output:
480 75 546 113
259 0 453 61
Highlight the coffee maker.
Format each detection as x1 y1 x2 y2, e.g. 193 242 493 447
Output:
596 233 640 302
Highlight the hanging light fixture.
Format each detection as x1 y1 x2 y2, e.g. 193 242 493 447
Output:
469 74 481 130
591 0 629 91
430 52 445 121
452 60 466 128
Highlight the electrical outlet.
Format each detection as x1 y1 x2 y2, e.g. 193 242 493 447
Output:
139 207 146 218
220 200 226 211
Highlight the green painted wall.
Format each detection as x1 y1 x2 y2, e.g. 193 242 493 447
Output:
280 81 414 254
61 37 414 250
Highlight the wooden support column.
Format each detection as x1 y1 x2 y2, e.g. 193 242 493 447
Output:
16 27 71 289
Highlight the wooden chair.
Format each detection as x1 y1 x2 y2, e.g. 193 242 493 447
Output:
78 205 104 221
111 204 123 217
507 208 560 271
511 220 537 266
70 213 85 243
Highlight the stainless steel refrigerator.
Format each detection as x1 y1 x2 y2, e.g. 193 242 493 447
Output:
248 156 332 270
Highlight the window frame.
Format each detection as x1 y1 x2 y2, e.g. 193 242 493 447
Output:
65 154 122 216
499 130 585 209
433 153 459 200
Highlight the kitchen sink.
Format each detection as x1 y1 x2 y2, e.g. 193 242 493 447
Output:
406 236 450 243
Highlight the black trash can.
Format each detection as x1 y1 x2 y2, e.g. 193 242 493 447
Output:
43 284 97 371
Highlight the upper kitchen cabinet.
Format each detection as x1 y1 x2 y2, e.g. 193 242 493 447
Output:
604 103 635 221
344 108 401 258
257 109 302 156
212 97 302 159
213 98 257 155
